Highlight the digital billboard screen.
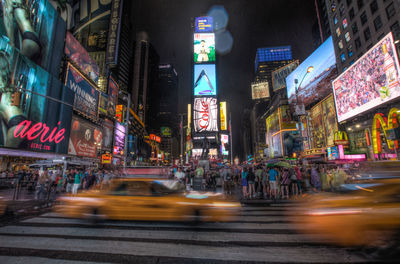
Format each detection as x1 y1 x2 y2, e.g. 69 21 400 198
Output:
251 82 270 100
0 37 73 154
68 115 102 158
221 134 229 156
0 0 66 77
220 101 227 130
113 122 125 156
333 32 400 123
194 33 215 63
272 61 299 91
65 63 100 120
194 64 217 96
195 16 213 33
65 31 100 84
108 77 119 117
193 97 218 132
286 36 337 108
102 119 114 151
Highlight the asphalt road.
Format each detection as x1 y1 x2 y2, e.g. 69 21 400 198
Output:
0 203 372 263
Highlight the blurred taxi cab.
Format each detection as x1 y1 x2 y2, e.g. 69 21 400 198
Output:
292 178 400 246
55 178 240 222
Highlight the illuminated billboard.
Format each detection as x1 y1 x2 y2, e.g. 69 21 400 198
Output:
113 122 125 156
108 77 119 117
272 61 299 91
220 102 227 130
68 115 102 158
161 127 172 137
194 64 217 96
0 0 66 77
65 63 100 120
251 82 270 100
65 31 100 83
0 37 73 153
102 119 114 151
194 33 215 63
286 36 337 108
221 134 229 156
333 32 400 123
195 16 213 33
193 97 218 132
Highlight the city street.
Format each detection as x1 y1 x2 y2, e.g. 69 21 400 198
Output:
0 202 369 263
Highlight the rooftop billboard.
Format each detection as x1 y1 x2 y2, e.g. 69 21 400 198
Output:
272 61 299 91
332 32 400 123
194 33 215 63
194 64 217 96
251 81 270 100
195 16 213 33
286 36 337 108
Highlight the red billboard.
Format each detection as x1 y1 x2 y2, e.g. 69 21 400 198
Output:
68 116 102 158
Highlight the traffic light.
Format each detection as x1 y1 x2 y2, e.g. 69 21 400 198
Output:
10 92 20 106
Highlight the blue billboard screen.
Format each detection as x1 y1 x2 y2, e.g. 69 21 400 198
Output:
195 17 213 33
194 64 217 96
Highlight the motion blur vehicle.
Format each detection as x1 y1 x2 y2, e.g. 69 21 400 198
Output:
55 178 240 222
292 178 400 246
0 197 6 216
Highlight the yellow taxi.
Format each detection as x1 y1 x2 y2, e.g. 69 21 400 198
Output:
292 178 400 246
55 178 240 222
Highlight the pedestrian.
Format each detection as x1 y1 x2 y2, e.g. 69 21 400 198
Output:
280 168 290 199
247 167 256 199
268 166 279 200
35 169 49 200
72 169 81 194
293 165 303 195
262 166 269 199
311 165 322 192
241 167 248 199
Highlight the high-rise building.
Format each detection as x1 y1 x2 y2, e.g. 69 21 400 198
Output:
312 0 332 49
325 0 400 73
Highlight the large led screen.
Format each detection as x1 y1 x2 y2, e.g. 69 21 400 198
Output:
113 122 125 156
195 16 213 33
68 115 102 158
251 82 270 100
0 37 73 153
108 77 119 116
193 97 218 132
221 134 229 156
194 33 215 63
272 61 299 91
65 31 100 84
102 119 114 151
0 0 66 77
333 32 400 122
194 64 217 96
65 63 100 120
286 36 337 108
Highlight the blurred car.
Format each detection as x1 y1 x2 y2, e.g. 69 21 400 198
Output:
55 178 240 222
291 178 400 246
0 197 6 216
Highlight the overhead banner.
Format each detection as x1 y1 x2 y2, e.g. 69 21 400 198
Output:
333 32 400 123
194 33 215 63
106 0 123 67
65 31 100 83
65 63 100 120
272 61 299 91
102 119 114 151
68 115 102 158
0 37 73 154
193 97 218 132
220 102 227 130
195 16 213 33
0 0 66 77
113 122 125 156
251 82 270 100
194 64 217 96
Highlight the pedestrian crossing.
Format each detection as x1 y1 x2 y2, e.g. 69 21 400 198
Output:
0 204 369 263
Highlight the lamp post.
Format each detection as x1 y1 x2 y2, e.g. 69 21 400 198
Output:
119 90 131 168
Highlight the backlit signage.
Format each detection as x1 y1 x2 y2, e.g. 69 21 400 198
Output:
193 97 218 132
195 16 213 33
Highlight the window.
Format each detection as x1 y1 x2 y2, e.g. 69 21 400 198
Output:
346 0 352 7
352 22 358 34
336 27 342 37
350 60 355 65
360 11 368 25
370 0 378 14
345 32 351 42
349 8 355 20
391 21 400 39
331 3 337 12
364 27 371 41
347 45 354 57
338 40 344 50
343 18 348 29
341 53 346 62
355 37 361 48
334 15 338 25
377 33 385 40
339 4 345 16
357 0 364 10
374 16 383 31
386 2 396 20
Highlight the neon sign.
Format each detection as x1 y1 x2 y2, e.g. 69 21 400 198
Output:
372 108 399 154
193 97 218 132
14 121 65 144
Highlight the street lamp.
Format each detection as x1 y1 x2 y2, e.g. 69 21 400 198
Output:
294 66 314 113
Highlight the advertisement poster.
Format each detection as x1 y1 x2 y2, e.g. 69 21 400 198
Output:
310 103 325 149
299 115 310 150
251 82 270 100
282 130 302 157
286 36 337 108
161 127 172 137
0 37 73 153
271 134 283 158
194 33 215 63
99 93 108 115
108 77 119 116
279 105 296 130
266 110 280 158
272 61 299 91
65 63 99 120
0 0 66 77
321 95 338 146
195 16 213 33
220 101 227 130
102 119 114 151
68 116 102 158
333 33 400 122
193 97 218 132
220 134 229 156
106 0 123 66
65 31 100 84
194 64 217 96
113 122 125 156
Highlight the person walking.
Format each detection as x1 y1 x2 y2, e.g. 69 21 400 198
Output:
310 165 322 192
293 165 303 195
72 169 81 194
35 169 49 200
280 168 291 199
268 166 279 200
241 167 249 199
247 167 256 199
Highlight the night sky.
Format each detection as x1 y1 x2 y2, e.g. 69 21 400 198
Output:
132 0 318 159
